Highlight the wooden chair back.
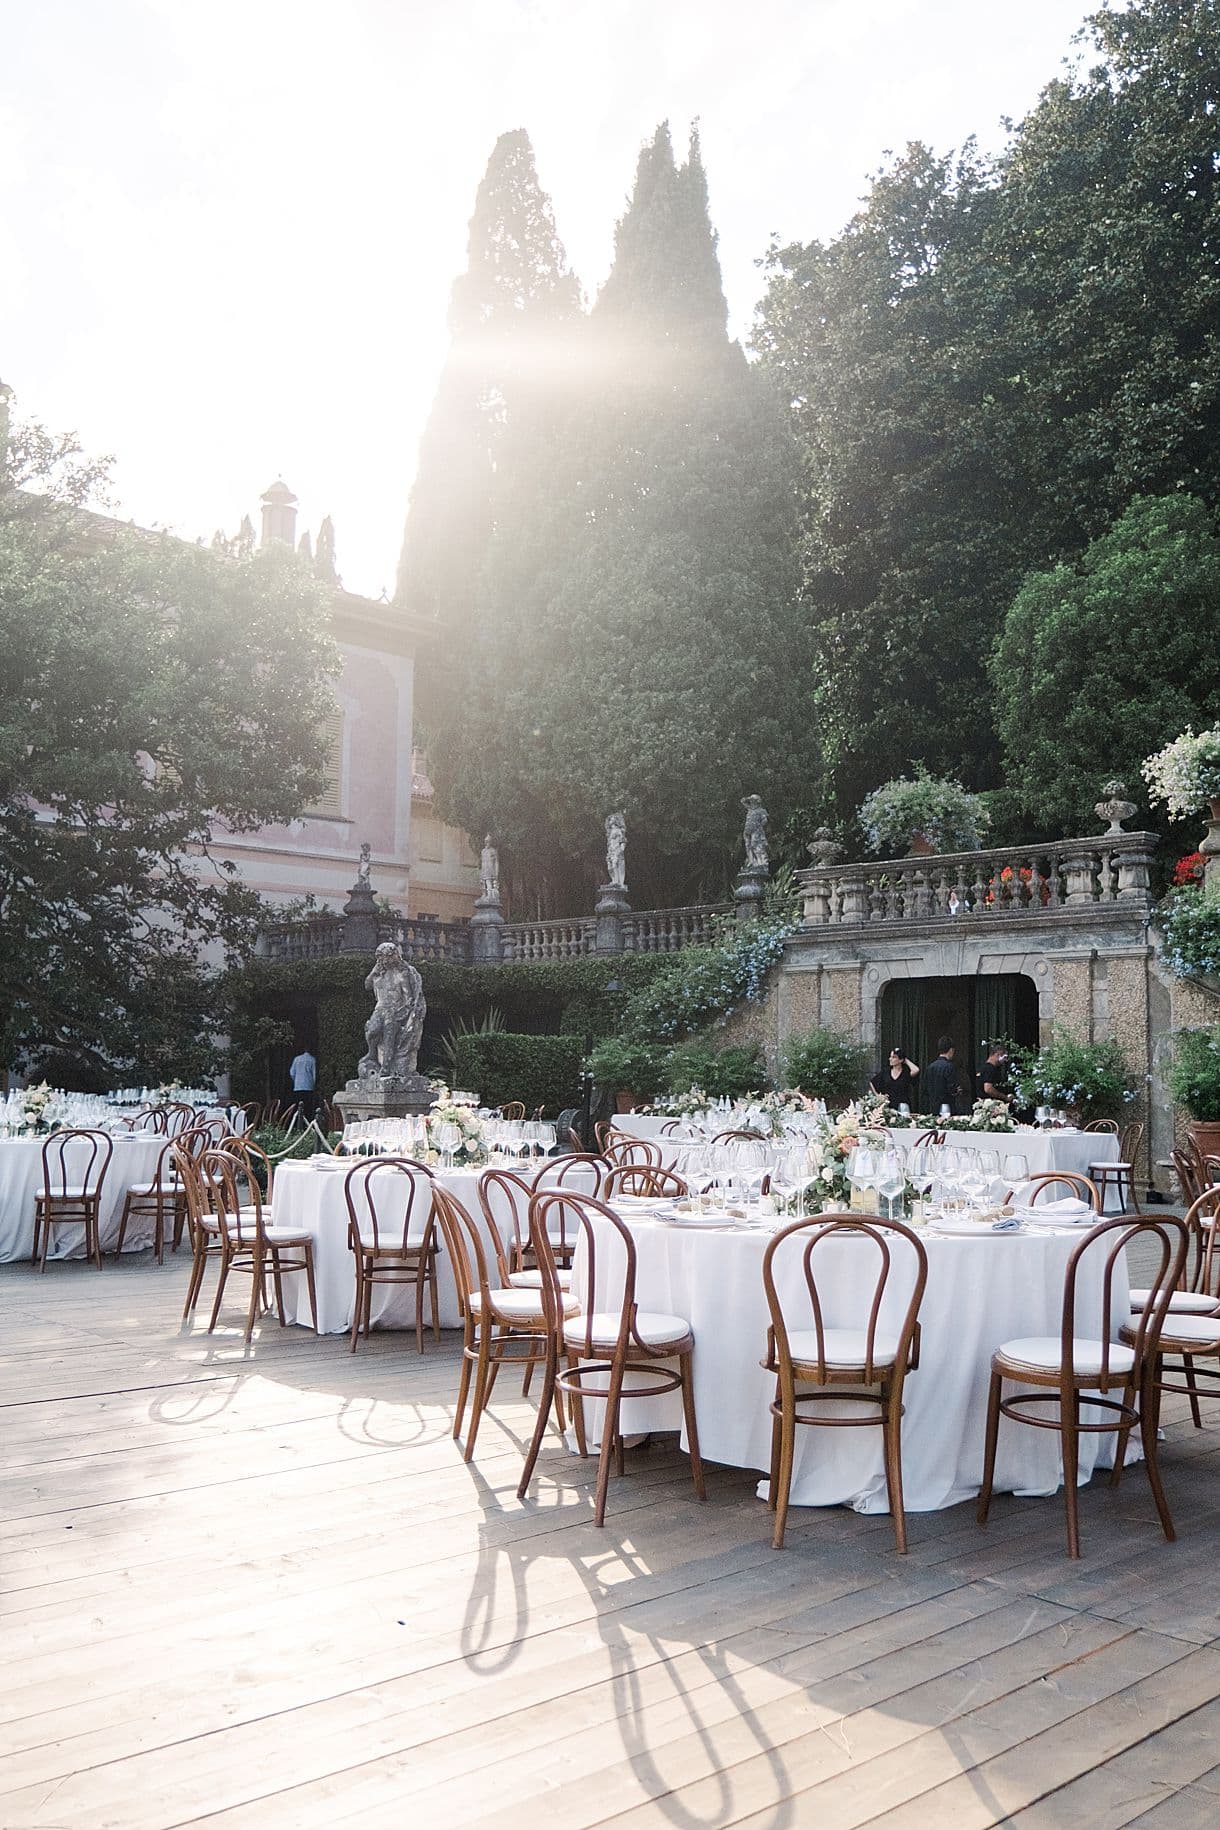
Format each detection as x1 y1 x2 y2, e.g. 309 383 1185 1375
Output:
222 1133 276 1203
1118 1120 1143 1165
528 1191 647 1358
1064 1215 1187 1392
199 1148 259 1248
499 1102 526 1121
603 1165 689 1200
477 1167 533 1271
164 1103 198 1137
602 1138 662 1169
594 1120 614 1153
531 1154 607 1197
343 1158 433 1254
1084 1119 1119 1134
1021 1172 1101 1210
915 1128 946 1146
131 1106 168 1134
41 1128 113 1202
1173 1146 1205 1205
762 1215 927 1384
431 1182 512 1315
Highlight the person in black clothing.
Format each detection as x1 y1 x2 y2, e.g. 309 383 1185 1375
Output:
922 1036 965 1116
977 1041 1011 1103
870 1043 920 1111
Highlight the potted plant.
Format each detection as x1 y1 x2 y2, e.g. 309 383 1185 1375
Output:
1144 729 1220 892
1166 1027 1220 1158
858 766 990 858
588 1037 665 1112
782 1027 870 1107
1009 1030 1134 1126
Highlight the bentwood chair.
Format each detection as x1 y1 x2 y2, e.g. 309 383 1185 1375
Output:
204 1149 319 1344
431 1182 577 1462
602 1165 689 1200
499 1102 526 1122
477 1168 571 1287
594 1121 614 1153
915 1128 947 1148
1090 1121 1143 1214
1119 1189 1220 1433
177 1144 226 1323
761 1215 927 1552
602 1137 663 1170
1083 1119 1120 1134
1172 1145 1206 1209
32 1129 114 1271
978 1215 1188 1558
518 1191 706 1527
1020 1172 1101 1210
343 1158 438 1353
113 1135 187 1264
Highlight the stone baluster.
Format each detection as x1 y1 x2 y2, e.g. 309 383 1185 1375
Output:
839 869 868 925
1115 833 1156 904
803 874 832 925
1062 847 1097 906
908 868 930 920
971 861 989 914
869 877 886 921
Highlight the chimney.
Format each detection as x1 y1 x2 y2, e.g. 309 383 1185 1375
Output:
259 478 298 547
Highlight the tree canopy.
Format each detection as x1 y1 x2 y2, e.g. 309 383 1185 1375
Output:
415 124 811 909
993 493 1220 835
0 408 339 1080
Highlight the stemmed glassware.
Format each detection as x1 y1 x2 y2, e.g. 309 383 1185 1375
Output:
875 1150 906 1223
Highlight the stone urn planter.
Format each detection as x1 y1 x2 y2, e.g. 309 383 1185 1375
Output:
907 831 936 857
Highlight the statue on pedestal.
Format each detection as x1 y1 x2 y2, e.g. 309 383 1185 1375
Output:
356 941 426 1081
479 835 500 902
605 811 627 891
742 795 769 871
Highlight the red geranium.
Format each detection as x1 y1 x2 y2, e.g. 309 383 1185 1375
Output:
1174 851 1205 887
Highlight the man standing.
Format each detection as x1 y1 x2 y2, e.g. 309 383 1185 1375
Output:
977 1041 1011 1103
288 1045 317 1122
922 1037 964 1116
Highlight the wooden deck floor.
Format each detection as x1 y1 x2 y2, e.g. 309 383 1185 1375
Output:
2 1253 1220 1829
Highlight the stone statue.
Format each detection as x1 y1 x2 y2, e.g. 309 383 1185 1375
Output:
357 941 426 1080
357 840 372 887
605 811 627 890
742 795 769 871
479 834 500 902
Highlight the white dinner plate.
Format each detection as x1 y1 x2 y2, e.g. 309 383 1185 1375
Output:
926 1217 1023 1237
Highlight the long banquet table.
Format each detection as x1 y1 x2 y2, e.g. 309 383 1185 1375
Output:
571 1209 1129 1513
0 1133 166 1262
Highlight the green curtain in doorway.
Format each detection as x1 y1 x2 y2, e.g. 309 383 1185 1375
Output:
975 975 1018 1056
878 981 931 1082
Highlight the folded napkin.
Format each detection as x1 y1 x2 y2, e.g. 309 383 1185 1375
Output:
1013 1195 1094 1223
930 1209 1022 1234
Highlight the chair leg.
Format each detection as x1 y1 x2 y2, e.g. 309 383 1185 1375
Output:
767 1384 782 1512
679 1352 706 1501
271 1253 287 1326
772 1378 797 1550
114 1195 133 1258
182 1244 207 1322
208 1243 232 1333
1109 1379 1136 1488
88 1205 103 1271
464 1335 495 1462
243 1248 263 1345
350 1257 365 1352
1062 1389 1081 1560
522 1356 534 1398
594 1359 628 1528
881 1378 908 1553
303 1244 319 1334
1140 1362 1176 1543
977 1371 1002 1525
1184 1354 1203 1429
453 1343 473 1441
428 1252 440 1340
518 1344 557 1500
414 1250 426 1354
568 1353 588 1458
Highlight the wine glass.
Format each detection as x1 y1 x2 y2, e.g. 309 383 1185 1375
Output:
438 1122 460 1170
875 1150 906 1222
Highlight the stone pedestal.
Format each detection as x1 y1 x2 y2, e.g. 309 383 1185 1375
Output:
334 1074 437 1126
594 883 631 953
470 891 505 963
340 878 379 954
734 866 767 922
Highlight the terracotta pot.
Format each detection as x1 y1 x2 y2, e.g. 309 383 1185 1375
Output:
615 1088 637 1114
1189 1119 1220 1161
908 830 936 857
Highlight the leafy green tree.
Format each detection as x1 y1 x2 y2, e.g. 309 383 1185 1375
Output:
427 125 812 908
993 494 1220 834
755 0 1220 833
0 404 339 1078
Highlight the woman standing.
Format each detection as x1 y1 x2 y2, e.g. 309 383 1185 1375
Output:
870 1044 920 1111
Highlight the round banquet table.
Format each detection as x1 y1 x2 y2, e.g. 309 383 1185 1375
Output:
570 1211 1130 1514
270 1158 600 1335
0 1133 166 1262
615 1114 1120 1190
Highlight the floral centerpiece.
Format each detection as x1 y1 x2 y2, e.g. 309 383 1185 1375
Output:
640 1088 713 1121
1143 729 1220 820
10 1082 56 1135
755 1088 818 1137
804 1105 890 1210
425 1087 488 1167
940 1098 1016 1134
860 1090 913 1128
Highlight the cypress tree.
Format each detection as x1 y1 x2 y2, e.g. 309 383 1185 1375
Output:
427 124 811 911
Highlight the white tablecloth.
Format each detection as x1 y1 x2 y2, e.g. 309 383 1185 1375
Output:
0 1134 166 1261
271 1159 599 1334
571 1213 1128 1513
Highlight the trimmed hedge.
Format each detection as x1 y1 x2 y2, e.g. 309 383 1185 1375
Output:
223 953 673 1101
451 1032 584 1114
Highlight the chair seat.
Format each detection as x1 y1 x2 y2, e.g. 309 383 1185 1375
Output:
995 1336 1136 1378
129 1178 183 1197
1090 1160 1132 1174
1130 1287 1219 1315
36 1186 95 1202
471 1287 578 1324
353 1230 431 1253
509 1266 574 1291
784 1327 902 1371
564 1310 691 1351
1123 1314 1220 1353
225 1224 311 1247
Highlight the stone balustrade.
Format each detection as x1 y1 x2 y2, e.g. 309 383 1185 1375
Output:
628 904 732 952
797 834 1159 929
500 917 596 961
260 912 473 964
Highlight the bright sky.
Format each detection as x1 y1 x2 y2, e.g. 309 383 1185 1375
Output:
1 0 1093 599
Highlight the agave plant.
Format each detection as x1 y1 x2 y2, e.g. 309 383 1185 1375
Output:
436 1006 506 1080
